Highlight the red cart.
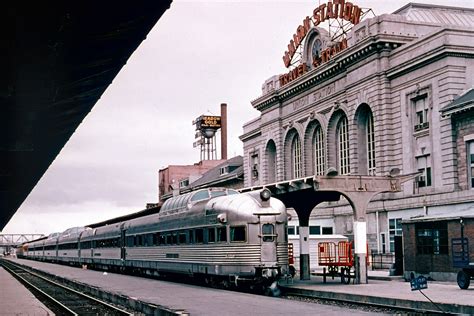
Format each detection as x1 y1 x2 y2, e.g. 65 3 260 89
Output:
318 241 354 284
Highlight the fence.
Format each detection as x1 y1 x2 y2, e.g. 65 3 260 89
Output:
370 253 395 270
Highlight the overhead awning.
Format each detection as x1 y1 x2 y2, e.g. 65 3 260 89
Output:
1 1 172 230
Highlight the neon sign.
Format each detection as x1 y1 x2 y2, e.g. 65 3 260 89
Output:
282 0 362 68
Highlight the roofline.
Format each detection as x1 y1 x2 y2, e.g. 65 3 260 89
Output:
393 2 474 15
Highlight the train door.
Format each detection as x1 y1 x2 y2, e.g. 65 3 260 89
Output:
259 216 277 265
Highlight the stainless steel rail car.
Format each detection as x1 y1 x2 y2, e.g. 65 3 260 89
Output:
21 188 289 288
123 188 289 286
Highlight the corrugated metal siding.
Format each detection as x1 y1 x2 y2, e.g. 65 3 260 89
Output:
126 244 262 265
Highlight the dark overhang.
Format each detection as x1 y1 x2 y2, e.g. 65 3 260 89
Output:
440 88 474 118
1 1 172 230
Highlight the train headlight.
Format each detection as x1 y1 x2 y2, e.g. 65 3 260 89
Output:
217 213 227 223
260 189 271 201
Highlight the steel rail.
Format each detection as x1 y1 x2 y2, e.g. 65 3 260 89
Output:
2 260 133 316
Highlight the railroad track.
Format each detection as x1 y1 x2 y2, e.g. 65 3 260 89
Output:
1 260 133 315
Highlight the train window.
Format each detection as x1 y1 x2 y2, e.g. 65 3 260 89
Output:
159 234 165 245
127 236 134 247
165 234 172 245
189 230 194 244
262 224 275 242
171 233 178 244
210 190 226 198
208 228 216 243
287 226 295 235
179 232 187 244
217 227 227 242
195 229 204 243
230 226 246 242
309 226 321 235
190 190 210 202
322 227 333 235
153 233 160 245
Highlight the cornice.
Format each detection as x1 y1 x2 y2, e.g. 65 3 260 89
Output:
252 38 401 112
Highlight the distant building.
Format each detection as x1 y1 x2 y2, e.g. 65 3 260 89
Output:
158 160 224 202
184 156 244 192
240 3 474 259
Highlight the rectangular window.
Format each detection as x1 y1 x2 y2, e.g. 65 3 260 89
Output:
251 154 259 179
195 229 204 243
220 166 229 175
413 96 429 132
208 228 216 243
179 179 189 188
416 155 432 188
416 222 448 255
380 232 386 254
287 226 295 235
389 218 402 253
309 226 321 235
179 232 187 244
322 227 333 235
217 227 227 242
230 226 246 242
262 224 275 242
159 234 166 245
468 141 474 188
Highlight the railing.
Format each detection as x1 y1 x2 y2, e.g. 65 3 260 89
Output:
0 234 45 247
370 253 395 270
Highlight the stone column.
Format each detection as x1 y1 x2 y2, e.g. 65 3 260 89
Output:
299 226 310 280
353 221 368 284
344 191 374 285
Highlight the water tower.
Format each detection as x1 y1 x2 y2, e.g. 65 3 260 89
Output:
192 103 227 161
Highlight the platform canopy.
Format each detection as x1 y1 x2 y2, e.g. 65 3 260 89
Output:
0 1 172 230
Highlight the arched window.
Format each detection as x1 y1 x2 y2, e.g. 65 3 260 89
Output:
313 126 325 175
265 140 277 183
366 112 376 175
337 117 350 175
292 136 302 178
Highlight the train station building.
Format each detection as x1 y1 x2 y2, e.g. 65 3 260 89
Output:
240 2 474 276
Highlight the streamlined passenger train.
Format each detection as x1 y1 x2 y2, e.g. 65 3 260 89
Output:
21 188 289 291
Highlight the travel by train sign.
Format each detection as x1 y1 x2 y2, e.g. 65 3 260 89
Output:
280 1 364 86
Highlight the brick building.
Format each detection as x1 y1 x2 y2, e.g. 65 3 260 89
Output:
240 2 474 261
158 160 224 202
403 212 474 281
158 156 244 202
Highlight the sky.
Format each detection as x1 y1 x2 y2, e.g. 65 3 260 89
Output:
3 0 474 235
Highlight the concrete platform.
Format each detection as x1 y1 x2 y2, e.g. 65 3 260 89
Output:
281 271 474 315
4 258 381 315
0 265 53 316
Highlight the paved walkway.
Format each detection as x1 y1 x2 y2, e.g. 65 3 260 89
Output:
280 270 474 314
0 265 53 315
2 258 381 315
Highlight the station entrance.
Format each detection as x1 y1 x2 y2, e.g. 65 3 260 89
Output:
241 173 414 284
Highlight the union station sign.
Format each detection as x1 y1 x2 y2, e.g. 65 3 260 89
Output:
280 1 363 87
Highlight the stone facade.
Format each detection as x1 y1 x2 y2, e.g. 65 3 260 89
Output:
240 3 474 257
